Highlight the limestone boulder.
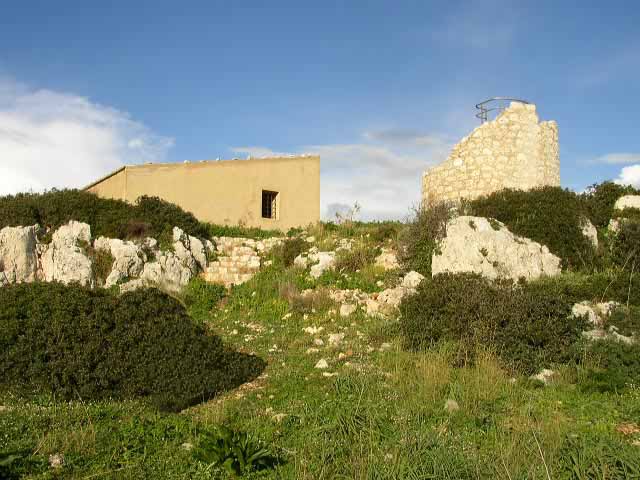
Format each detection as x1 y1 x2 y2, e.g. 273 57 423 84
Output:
139 251 194 292
40 221 94 287
172 227 206 273
432 216 561 282
614 195 640 211
94 237 145 287
295 250 336 278
0 225 39 284
375 248 400 270
580 218 598 249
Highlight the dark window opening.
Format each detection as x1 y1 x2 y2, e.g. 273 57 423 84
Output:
262 190 278 219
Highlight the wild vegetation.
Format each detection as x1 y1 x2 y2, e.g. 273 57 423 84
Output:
1 183 640 478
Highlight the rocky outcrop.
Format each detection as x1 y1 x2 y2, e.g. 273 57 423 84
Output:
614 195 640 211
0 225 39 284
294 249 336 279
572 300 635 345
580 218 598 249
432 216 561 282
375 248 400 270
94 237 145 287
40 221 94 287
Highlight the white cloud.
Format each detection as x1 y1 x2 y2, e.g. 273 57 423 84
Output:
232 131 452 220
0 77 173 195
615 164 640 188
593 153 640 165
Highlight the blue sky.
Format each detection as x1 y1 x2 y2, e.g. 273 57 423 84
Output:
1 1 639 219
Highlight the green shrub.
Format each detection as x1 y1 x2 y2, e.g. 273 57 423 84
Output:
0 190 209 240
532 271 640 305
334 244 378 273
582 181 640 229
577 340 640 393
88 248 115 286
397 202 454 276
182 277 226 319
610 219 640 270
206 223 281 239
399 273 587 373
194 425 280 475
466 187 595 270
0 283 264 411
277 237 308 267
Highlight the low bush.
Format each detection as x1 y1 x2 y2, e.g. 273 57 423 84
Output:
581 181 640 229
0 189 209 240
182 277 226 320
399 273 587 373
279 282 333 314
206 222 282 239
531 271 640 305
0 283 264 411
334 244 378 273
577 340 640 393
397 202 453 276
466 186 595 270
610 219 640 270
276 237 309 267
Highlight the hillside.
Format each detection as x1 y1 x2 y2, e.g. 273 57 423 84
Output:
1 184 640 479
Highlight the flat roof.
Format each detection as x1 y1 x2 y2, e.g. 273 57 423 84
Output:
83 155 319 190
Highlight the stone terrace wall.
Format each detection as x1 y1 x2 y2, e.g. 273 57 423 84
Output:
422 102 560 205
203 237 282 286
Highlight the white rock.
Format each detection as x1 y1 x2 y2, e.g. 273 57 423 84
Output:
572 301 601 326
444 399 460 412
339 303 357 317
614 195 640 211
401 271 425 289
327 333 345 346
530 369 555 384
580 218 598 249
0 224 39 284
139 251 194 292
432 216 561 282
49 453 64 468
306 236 316 243
40 221 94 287
313 338 324 346
315 359 329 369
94 237 144 287
303 326 324 335
375 248 400 270
310 252 336 278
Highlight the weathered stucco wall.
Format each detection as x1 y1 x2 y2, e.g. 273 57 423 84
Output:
87 156 320 231
422 102 560 205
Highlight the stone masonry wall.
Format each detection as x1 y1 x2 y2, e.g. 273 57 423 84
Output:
203 236 282 286
421 102 560 204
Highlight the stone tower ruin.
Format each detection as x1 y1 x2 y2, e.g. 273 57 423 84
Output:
421 99 560 205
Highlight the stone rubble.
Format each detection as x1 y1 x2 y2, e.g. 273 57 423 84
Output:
294 250 336 278
432 216 561 282
571 300 636 345
375 247 400 270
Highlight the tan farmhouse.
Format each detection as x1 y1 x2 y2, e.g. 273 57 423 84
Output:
86 155 320 231
422 101 560 205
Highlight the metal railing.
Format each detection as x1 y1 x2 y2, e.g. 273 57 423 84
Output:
475 97 531 123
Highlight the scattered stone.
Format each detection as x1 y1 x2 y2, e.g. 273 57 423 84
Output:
313 338 324 346
401 271 425 289
322 372 338 377
49 453 64 469
375 248 400 270
572 301 601 326
432 216 561 282
444 399 460 412
327 333 345 346
306 348 320 354
530 369 555 385
340 303 357 317
315 359 329 369
181 442 194 451
303 326 324 335
282 313 292 320
380 342 392 351
272 413 288 422
306 236 316 243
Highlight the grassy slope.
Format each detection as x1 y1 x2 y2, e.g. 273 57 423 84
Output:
2 232 640 479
